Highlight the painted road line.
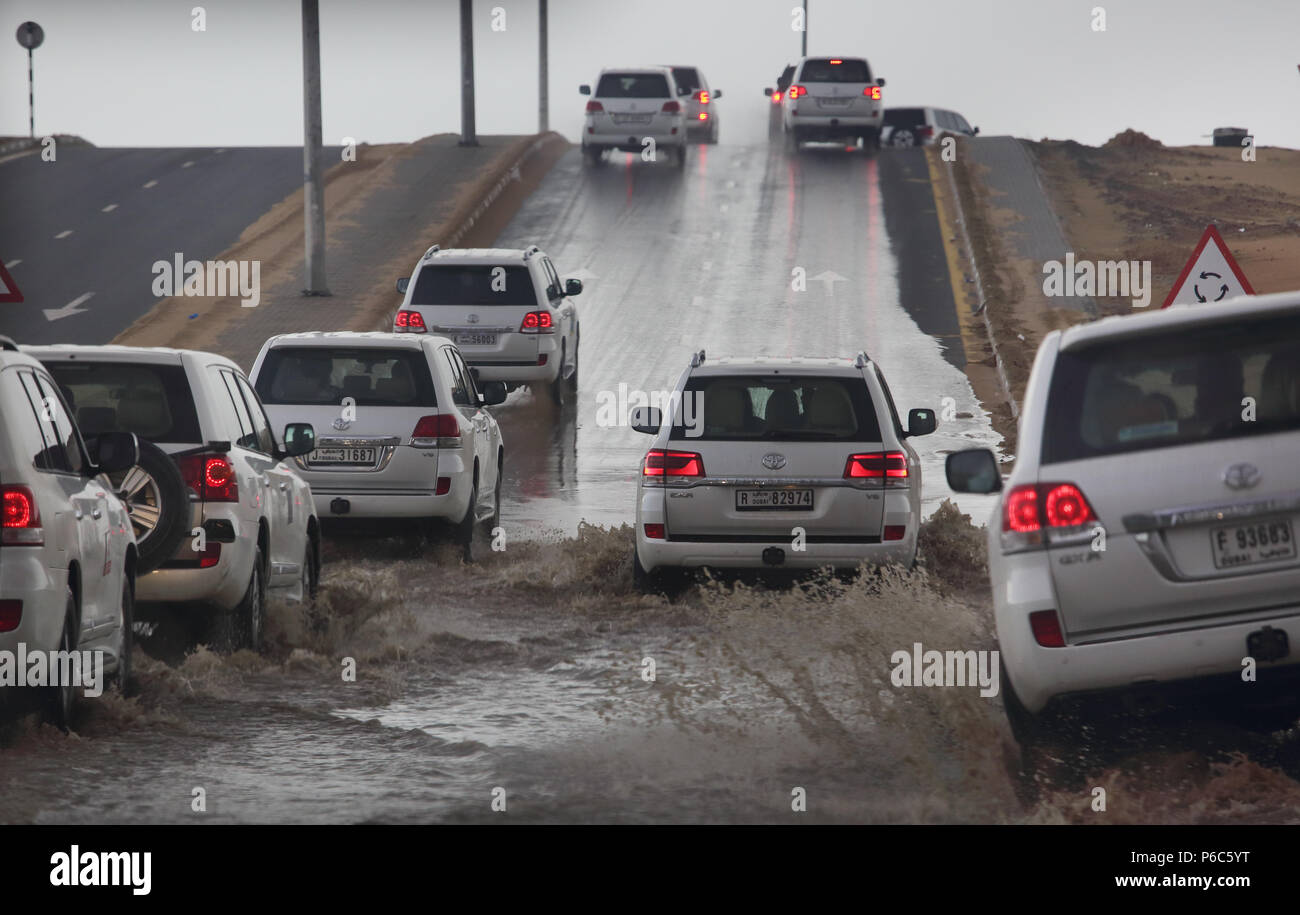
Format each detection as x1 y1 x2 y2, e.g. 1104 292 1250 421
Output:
143 179 158 188
44 292 93 322
102 203 118 212
4 259 21 268
54 229 73 239
182 160 195 168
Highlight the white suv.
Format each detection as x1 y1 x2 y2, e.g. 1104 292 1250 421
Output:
947 291 1300 736
30 345 320 652
579 67 688 167
631 351 936 590
1 337 140 728
781 56 886 150
250 332 506 560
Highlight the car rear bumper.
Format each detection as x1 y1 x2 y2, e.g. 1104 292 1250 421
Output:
139 531 256 611
583 133 684 153
636 530 917 571
463 358 558 383
0 555 67 656
789 120 881 140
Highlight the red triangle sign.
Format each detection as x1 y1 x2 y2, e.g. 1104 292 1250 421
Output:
0 260 22 304
1161 224 1254 308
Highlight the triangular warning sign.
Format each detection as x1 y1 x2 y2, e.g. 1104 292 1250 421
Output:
1161 224 1254 308
0 260 22 303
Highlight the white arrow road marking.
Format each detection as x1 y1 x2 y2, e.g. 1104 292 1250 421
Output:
142 179 158 188
809 270 848 296
44 292 93 322
101 203 117 212
54 229 73 239
4 259 20 268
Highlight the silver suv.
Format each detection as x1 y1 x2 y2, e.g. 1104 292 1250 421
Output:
781 56 886 150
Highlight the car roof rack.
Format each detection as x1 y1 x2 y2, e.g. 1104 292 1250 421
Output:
690 349 706 368
421 244 440 260
854 350 870 368
0 335 18 351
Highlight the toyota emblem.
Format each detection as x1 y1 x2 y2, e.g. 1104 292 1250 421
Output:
761 453 787 470
467 313 480 324
1223 462 1260 490
332 417 351 432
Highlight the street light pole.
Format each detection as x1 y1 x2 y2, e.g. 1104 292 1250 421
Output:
459 0 478 145
802 0 808 57
538 0 548 133
301 0 328 294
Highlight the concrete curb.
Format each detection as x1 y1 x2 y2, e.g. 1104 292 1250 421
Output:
372 132 569 332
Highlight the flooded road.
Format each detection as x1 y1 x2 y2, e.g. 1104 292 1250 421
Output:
3 145 1299 824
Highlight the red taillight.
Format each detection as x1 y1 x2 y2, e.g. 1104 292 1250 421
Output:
178 454 239 503
435 477 451 495
694 90 709 104
1003 483 1096 533
864 86 881 100
643 523 665 540
395 310 427 333
520 311 554 333
698 112 708 121
829 59 843 65
1029 610 1066 648
586 100 604 113
643 449 705 478
884 525 906 541
413 414 461 447
772 91 782 103
844 452 908 482
662 100 681 113
198 542 222 569
788 85 807 99
0 600 21 632
1044 484 1095 528
1003 485 1041 533
2 485 43 546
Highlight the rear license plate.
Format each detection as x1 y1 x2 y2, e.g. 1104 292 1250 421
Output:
818 97 852 107
612 114 653 124
735 489 813 511
455 333 497 346
310 447 376 465
1210 518 1296 569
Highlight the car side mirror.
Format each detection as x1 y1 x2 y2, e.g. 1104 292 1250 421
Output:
972 126 980 136
396 276 409 294
714 89 723 99
630 405 662 435
906 408 936 437
945 449 1002 494
281 422 316 458
480 381 508 406
89 431 139 475
564 278 583 296
764 87 773 97
579 84 591 95
877 77 887 87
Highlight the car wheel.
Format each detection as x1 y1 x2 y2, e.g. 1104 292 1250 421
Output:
548 344 568 406
582 146 603 167
112 579 134 695
632 547 654 593
890 128 916 148
674 145 687 168
458 479 481 563
109 440 190 574
707 125 719 144
43 589 78 731
567 332 579 392
482 454 503 536
783 128 799 154
229 548 266 652
299 541 318 604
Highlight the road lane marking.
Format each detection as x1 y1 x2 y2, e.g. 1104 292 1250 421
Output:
54 230 73 239
182 160 195 168
43 292 93 322
143 179 158 188
102 203 118 212
4 259 20 268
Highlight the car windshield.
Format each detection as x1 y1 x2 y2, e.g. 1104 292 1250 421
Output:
670 68 701 92
1041 314 1300 463
800 58 871 82
884 108 926 128
255 347 438 407
595 73 671 98
42 361 202 444
669 375 881 442
410 265 536 306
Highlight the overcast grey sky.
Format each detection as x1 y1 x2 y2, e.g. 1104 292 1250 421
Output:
2 0 1297 149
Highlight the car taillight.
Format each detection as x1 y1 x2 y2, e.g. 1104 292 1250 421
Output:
788 85 807 99
1001 483 1098 552
864 86 881 100
772 91 782 103
698 112 708 121
884 525 906 541
198 542 222 569
643 523 665 540
829 59 843 65
694 90 709 104
395 310 426 333
844 452 908 488
178 454 239 503
520 311 554 333
642 449 705 479
662 100 681 113
1029 610 1066 648
412 414 461 448
0 600 20 632
586 101 604 113
435 477 451 495
1 485 42 545
917 125 934 138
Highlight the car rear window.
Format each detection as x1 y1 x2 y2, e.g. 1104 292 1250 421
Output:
43 361 202 444
1041 314 1300 463
670 68 701 92
410 265 536 306
800 58 872 83
884 108 926 128
255 347 438 407
595 72 671 98
670 375 881 442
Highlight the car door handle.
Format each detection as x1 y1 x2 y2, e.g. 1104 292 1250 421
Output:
263 478 271 487
92 508 102 519
279 483 288 491
75 508 84 520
